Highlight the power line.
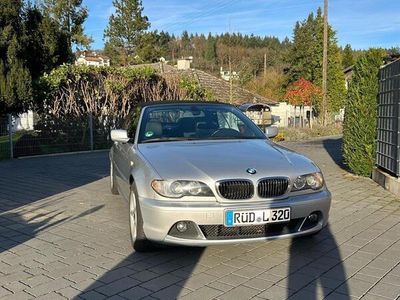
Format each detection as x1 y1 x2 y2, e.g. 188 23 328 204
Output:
161 0 235 33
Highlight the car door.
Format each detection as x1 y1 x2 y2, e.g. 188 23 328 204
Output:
114 107 142 200
114 142 132 200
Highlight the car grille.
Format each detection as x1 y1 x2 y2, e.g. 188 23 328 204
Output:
199 218 304 240
217 180 254 200
258 177 289 198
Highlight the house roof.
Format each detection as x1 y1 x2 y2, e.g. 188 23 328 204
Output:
130 63 277 105
76 50 110 62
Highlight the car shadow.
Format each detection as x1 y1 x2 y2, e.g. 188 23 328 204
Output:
287 225 350 299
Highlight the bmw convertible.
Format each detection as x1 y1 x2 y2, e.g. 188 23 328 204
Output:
109 101 331 251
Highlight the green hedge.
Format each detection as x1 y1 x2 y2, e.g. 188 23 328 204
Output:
342 49 385 176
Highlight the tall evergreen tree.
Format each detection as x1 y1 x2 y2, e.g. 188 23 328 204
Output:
24 4 70 80
41 0 91 51
104 0 150 66
342 44 354 68
342 49 385 176
0 0 32 115
204 33 217 64
286 8 346 113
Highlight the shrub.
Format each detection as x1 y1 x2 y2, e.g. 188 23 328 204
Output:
342 49 385 176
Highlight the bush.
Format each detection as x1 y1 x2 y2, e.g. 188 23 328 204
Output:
342 49 385 176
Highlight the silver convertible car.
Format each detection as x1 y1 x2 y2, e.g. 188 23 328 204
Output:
109 101 331 251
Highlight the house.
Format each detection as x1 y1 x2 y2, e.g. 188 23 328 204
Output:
344 53 400 90
131 60 277 106
177 57 193 70
75 51 110 67
344 65 354 90
269 102 313 127
220 67 239 82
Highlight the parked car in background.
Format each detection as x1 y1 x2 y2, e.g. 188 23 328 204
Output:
109 101 331 251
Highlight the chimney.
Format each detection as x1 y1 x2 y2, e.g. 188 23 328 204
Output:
177 58 192 70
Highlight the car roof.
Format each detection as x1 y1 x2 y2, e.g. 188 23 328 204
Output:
138 100 234 108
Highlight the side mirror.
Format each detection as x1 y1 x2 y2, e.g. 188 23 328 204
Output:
111 129 130 143
265 126 278 139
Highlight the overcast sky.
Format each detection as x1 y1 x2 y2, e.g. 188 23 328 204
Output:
84 0 400 50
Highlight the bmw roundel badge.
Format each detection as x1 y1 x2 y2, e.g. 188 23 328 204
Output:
246 168 257 175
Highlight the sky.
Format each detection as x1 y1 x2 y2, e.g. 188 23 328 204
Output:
84 0 400 50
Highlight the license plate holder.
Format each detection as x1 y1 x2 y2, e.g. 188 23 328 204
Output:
224 207 291 227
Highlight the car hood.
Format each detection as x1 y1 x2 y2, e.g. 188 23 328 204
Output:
138 139 318 182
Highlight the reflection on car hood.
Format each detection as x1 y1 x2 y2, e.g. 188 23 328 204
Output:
138 139 318 181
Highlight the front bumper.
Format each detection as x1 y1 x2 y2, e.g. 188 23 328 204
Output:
139 190 331 246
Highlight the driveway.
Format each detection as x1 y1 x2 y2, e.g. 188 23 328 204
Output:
0 137 399 300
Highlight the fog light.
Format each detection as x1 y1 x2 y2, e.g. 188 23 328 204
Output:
176 222 187 232
308 213 318 222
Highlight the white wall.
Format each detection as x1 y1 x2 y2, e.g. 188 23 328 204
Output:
270 102 313 127
12 111 35 132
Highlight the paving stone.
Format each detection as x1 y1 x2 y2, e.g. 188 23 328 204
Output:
151 284 192 299
140 274 182 292
95 276 140 296
177 273 218 291
217 285 259 300
119 286 152 299
368 282 400 299
257 285 294 299
23 278 72 297
0 140 399 300
335 278 374 297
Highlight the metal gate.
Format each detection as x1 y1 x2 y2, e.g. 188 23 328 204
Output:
377 59 400 176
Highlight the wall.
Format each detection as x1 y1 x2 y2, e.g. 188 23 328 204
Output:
270 102 313 127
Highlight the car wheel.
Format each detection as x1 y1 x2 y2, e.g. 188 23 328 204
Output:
110 162 119 195
129 185 154 252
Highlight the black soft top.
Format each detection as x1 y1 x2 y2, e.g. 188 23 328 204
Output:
138 100 232 108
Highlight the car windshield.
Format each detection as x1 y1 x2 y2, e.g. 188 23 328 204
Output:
137 104 266 143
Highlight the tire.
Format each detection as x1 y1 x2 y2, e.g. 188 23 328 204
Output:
129 185 155 252
110 162 119 195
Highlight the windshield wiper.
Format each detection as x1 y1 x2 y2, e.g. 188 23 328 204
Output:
141 137 198 144
205 136 262 140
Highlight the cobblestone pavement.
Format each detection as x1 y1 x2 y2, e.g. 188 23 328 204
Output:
0 136 399 300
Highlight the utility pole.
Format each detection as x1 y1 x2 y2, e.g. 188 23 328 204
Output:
322 0 328 126
264 53 267 78
229 55 233 104
228 18 233 104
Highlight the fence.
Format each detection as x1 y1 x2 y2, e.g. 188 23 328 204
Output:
0 113 118 160
377 59 400 176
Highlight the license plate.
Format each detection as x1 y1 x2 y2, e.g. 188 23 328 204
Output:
224 207 290 227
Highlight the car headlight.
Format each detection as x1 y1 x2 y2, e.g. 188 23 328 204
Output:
151 180 214 198
291 172 324 191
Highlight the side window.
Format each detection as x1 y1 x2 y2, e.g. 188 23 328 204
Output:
217 111 240 130
127 106 141 138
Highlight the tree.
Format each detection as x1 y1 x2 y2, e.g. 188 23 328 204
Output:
104 0 150 66
285 78 322 127
40 0 91 51
342 49 385 176
286 8 346 114
135 31 164 63
0 0 32 115
204 33 217 64
342 44 354 68
24 4 71 80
